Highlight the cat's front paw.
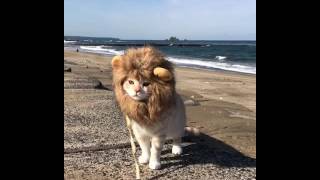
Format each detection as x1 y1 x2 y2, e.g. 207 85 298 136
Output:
149 160 161 170
172 146 183 155
138 155 149 164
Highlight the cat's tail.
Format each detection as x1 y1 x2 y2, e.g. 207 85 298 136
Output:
184 126 200 136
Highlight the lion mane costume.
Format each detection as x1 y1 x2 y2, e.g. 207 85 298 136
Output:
111 46 176 126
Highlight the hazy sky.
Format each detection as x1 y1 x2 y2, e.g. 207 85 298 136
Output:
64 0 256 40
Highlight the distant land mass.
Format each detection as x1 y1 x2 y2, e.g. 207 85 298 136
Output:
65 36 181 42
64 36 120 42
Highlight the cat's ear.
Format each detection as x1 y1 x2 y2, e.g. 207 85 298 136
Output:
111 55 122 69
153 67 172 81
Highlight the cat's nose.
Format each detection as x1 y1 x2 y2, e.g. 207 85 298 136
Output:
134 85 141 93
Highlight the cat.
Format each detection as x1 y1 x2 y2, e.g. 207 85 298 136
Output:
122 76 186 169
112 47 199 170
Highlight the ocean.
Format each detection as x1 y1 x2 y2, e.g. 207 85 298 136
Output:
64 37 256 74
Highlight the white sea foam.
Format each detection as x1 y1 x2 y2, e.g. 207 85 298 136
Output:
78 46 255 74
80 46 124 55
167 57 256 74
64 40 76 43
214 56 227 61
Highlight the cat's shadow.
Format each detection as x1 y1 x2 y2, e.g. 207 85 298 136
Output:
148 133 256 179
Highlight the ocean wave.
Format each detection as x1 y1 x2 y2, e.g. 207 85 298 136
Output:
205 43 256 46
64 40 77 43
214 56 227 61
80 46 124 55
167 57 256 74
77 46 255 74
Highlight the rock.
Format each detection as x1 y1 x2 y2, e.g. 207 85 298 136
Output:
184 99 198 106
64 67 72 72
64 73 106 89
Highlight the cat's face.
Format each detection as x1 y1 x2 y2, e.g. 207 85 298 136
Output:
123 78 151 101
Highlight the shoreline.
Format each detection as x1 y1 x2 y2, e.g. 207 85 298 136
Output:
64 47 256 75
177 65 256 77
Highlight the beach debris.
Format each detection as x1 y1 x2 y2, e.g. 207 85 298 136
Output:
64 66 72 72
64 74 107 89
184 99 198 106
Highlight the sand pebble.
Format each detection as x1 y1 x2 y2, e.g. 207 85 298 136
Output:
184 99 197 106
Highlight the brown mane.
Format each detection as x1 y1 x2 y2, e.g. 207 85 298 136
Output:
112 46 176 126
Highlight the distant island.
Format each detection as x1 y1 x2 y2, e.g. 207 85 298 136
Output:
164 37 189 44
165 36 180 43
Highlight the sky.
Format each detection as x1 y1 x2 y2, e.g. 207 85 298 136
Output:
64 0 256 40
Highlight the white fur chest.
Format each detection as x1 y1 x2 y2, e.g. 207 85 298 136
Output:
131 94 186 139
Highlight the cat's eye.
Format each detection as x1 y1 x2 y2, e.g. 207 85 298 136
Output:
128 80 134 85
143 82 150 86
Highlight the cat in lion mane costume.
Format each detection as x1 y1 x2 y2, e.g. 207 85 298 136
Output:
112 46 198 170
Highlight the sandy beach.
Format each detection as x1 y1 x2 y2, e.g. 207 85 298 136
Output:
64 50 256 157
64 49 256 179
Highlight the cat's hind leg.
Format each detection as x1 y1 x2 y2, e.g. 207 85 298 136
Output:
172 137 183 155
